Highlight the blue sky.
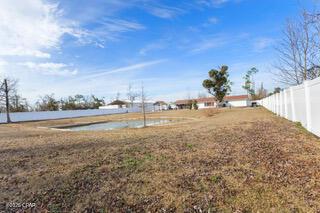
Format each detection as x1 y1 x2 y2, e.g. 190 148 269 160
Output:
0 0 316 103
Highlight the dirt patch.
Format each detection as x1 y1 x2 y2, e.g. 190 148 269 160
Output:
0 108 319 212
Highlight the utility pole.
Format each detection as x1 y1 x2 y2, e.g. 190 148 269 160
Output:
141 83 146 127
4 79 11 123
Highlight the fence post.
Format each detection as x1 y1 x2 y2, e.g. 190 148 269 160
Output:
304 81 312 131
290 87 296 122
273 94 276 113
276 93 280 116
279 92 283 117
284 89 288 119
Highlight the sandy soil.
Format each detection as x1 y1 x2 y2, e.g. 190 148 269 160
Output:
0 107 320 212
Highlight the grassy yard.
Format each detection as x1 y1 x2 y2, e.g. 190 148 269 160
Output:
1 108 320 212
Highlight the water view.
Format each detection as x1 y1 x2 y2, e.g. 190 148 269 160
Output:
60 119 171 131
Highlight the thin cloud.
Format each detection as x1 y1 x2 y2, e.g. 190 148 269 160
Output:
208 17 219 24
189 36 229 53
189 33 250 54
197 0 229 7
196 0 243 7
18 62 78 76
142 4 185 19
71 59 167 82
139 42 167 55
0 0 67 58
253 38 274 52
73 18 145 48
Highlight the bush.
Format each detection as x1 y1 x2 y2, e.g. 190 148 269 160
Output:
192 100 198 110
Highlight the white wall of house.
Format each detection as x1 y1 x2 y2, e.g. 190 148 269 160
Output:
227 100 250 107
154 105 168 111
198 102 216 109
99 105 126 109
197 99 250 109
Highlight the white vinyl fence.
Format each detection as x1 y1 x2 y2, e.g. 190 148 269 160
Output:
0 108 142 124
259 77 320 137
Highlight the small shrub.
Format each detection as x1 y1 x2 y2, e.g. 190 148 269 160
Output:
295 122 309 134
192 100 198 110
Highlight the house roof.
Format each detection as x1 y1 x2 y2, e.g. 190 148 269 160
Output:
175 99 195 105
224 95 248 101
108 100 128 105
175 95 248 105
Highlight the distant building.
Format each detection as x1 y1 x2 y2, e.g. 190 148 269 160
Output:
153 101 168 111
175 95 251 109
99 99 167 112
99 100 128 109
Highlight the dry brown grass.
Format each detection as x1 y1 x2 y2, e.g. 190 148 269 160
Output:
201 108 219 117
0 108 320 212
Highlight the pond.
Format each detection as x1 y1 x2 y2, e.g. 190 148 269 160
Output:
58 119 171 131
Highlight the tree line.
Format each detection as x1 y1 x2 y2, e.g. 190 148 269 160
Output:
0 78 105 123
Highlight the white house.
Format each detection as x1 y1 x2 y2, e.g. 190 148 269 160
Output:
99 99 164 112
153 101 168 111
224 95 252 107
175 95 251 109
99 100 128 109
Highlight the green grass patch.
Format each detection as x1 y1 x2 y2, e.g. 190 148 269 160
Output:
122 153 155 170
186 143 194 149
210 175 222 184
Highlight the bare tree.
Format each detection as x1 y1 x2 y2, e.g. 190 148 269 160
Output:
10 94 29 112
275 20 304 85
141 83 146 127
275 10 319 85
0 78 17 123
35 94 59 111
127 84 139 108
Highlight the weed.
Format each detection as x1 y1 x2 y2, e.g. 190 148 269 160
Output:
144 153 155 161
186 143 194 149
210 175 222 183
122 157 142 170
295 122 309 133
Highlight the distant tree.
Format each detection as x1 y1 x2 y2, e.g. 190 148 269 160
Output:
10 94 29 112
90 95 105 109
60 96 76 110
60 94 104 110
253 83 268 100
74 94 85 109
36 94 59 111
202 65 232 106
192 100 198 110
242 67 259 98
273 87 282 94
0 78 18 123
